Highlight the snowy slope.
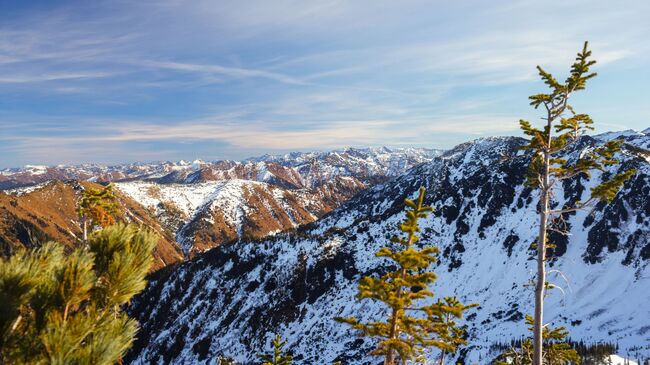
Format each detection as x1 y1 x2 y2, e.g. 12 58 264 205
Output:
115 178 364 255
608 355 639 365
126 131 650 364
109 148 439 256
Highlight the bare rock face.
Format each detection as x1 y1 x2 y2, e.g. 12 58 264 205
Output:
126 131 650 364
0 180 184 270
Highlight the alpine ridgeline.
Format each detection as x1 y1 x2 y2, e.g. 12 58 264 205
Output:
127 129 650 364
1 148 438 259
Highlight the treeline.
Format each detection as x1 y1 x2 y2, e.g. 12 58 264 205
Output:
491 340 622 364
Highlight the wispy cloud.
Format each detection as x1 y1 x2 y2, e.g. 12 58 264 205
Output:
0 0 648 167
2 112 520 166
137 60 306 85
0 71 114 84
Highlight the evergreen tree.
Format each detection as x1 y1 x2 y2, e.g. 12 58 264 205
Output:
78 184 120 243
518 42 635 365
336 187 476 365
0 224 156 364
433 296 475 365
494 315 579 365
218 357 237 365
258 334 293 365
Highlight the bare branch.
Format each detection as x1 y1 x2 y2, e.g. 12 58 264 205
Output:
554 169 587 181
546 226 570 235
548 197 596 215
548 269 572 295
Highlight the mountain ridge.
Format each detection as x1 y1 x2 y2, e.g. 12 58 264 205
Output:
0 147 441 190
1 147 439 259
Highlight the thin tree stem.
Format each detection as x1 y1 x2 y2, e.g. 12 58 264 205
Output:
533 102 554 365
83 218 87 244
9 314 22 333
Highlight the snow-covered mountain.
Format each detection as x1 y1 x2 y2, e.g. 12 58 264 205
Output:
0 162 184 190
126 130 650 364
245 147 443 188
114 177 363 255
0 147 441 190
1 147 439 258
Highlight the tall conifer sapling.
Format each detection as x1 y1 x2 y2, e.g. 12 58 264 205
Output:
518 41 636 365
258 334 293 365
337 187 476 365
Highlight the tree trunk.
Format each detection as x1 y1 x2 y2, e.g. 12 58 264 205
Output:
533 123 552 365
385 231 416 365
9 314 22 333
83 218 88 244
533 202 547 365
385 307 399 365
438 350 446 365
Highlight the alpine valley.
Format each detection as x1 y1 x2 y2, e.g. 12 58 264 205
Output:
2 132 649 364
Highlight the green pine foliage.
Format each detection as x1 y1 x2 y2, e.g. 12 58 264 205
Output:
0 224 157 364
78 184 120 242
494 315 580 365
336 187 476 365
258 334 293 365
519 41 635 204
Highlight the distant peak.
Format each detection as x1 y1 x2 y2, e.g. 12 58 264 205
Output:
593 129 645 141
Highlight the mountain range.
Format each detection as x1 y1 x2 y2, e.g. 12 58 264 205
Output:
0 147 441 190
1 132 649 364
0 147 439 258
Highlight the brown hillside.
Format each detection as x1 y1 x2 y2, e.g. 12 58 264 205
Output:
173 177 365 256
0 180 183 270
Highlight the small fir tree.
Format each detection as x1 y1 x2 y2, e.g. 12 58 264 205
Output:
0 224 156 364
336 187 475 365
433 296 476 365
258 334 293 365
219 356 237 365
518 42 635 365
78 184 120 242
494 315 580 365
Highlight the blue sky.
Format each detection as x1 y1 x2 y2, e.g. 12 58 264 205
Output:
1 0 649 168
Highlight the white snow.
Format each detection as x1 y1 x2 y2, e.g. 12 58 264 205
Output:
608 355 639 365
